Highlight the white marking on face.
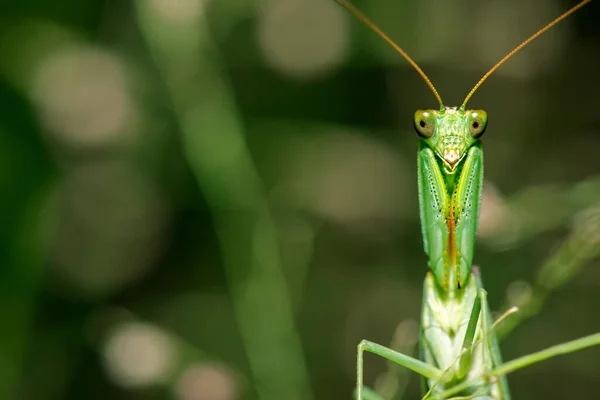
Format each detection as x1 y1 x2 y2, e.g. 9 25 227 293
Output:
444 149 459 164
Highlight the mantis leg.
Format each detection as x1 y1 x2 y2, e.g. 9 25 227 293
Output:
455 270 511 399
473 269 512 400
356 339 442 400
456 289 482 380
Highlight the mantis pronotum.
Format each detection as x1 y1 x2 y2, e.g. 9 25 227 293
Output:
333 1 600 399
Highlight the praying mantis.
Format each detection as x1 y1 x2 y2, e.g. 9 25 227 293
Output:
333 1 600 399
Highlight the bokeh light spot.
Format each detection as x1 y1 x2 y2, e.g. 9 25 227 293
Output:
50 161 169 298
258 0 350 80
175 363 238 400
103 322 177 388
31 45 137 149
286 130 409 234
148 0 208 22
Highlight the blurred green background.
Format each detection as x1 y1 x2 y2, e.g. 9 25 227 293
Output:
1 0 599 399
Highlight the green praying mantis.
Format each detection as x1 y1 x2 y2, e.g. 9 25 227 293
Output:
333 0 600 399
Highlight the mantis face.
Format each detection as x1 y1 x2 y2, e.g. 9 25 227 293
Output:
414 107 488 173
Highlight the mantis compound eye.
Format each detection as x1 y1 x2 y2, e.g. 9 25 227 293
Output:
468 110 488 138
414 110 435 138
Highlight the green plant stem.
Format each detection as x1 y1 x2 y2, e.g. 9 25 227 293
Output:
133 3 313 399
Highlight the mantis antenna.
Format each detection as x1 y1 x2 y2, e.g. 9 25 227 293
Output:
333 0 445 108
334 0 591 110
461 0 591 109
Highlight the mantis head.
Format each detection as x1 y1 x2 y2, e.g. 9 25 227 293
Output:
414 107 487 173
